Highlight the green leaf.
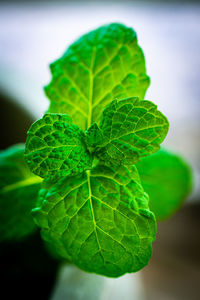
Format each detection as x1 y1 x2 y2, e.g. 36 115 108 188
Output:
32 164 156 277
85 122 104 151
136 149 193 221
0 144 42 242
25 113 92 179
45 23 150 130
86 97 169 166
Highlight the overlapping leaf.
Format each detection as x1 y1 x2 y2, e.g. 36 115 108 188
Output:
32 164 156 277
23 23 172 277
86 97 169 166
25 113 92 179
136 149 193 221
0 144 42 242
45 23 150 130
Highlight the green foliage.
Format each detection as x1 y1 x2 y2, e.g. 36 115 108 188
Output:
24 104 161 276
25 113 92 179
136 149 193 221
85 97 169 166
24 23 174 277
0 144 42 242
45 23 150 130
32 164 156 277
2 22 193 280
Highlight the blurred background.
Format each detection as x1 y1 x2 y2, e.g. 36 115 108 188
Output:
0 0 200 299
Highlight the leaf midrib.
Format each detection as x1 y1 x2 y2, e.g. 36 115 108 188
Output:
86 170 102 252
88 48 96 128
100 123 167 149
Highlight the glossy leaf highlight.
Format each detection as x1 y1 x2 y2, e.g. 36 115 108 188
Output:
45 23 150 130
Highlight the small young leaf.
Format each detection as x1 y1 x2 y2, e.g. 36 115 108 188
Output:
86 97 169 166
32 164 156 277
136 149 193 221
0 144 42 242
45 23 150 130
85 122 104 150
25 113 92 179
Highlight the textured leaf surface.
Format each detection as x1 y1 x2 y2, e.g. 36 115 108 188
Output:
136 149 193 221
32 164 156 277
25 113 92 179
0 144 42 242
86 97 169 166
45 23 150 130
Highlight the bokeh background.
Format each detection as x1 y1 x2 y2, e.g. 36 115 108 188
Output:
0 1 200 299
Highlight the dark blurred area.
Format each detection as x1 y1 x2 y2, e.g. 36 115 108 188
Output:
142 203 200 300
0 93 34 149
0 231 59 299
0 94 58 299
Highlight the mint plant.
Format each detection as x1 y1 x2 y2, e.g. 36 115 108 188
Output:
24 23 169 277
0 23 192 279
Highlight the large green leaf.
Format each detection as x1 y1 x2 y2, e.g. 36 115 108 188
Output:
136 149 193 221
32 164 156 277
0 144 42 242
45 23 150 130
86 98 169 166
25 113 92 179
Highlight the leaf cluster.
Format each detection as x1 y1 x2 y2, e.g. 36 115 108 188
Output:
0 23 192 278
24 23 169 277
